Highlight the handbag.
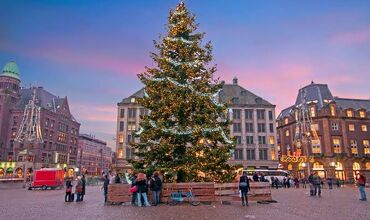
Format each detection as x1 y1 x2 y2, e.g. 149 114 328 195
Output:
239 182 248 187
76 185 83 193
129 185 138 193
66 187 72 193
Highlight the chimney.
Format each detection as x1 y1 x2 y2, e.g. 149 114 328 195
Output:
233 76 238 85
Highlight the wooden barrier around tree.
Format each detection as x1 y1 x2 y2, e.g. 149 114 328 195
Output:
107 182 272 204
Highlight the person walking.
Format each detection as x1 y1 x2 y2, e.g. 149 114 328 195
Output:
136 173 151 207
75 176 83 202
150 171 162 206
102 174 110 204
115 174 121 184
308 174 314 196
130 171 137 206
65 178 73 202
355 171 367 201
283 177 287 188
327 178 333 190
274 177 279 189
312 172 321 197
239 172 251 206
80 175 86 201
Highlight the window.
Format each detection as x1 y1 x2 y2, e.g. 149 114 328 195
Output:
257 110 265 120
233 109 241 120
259 149 268 160
139 108 148 116
233 123 241 133
284 118 289 125
348 124 355 131
269 136 275 145
12 116 18 127
120 109 125 118
359 111 366 118
118 134 124 144
258 136 266 145
331 122 338 131
257 123 266 133
269 123 274 133
247 149 255 160
245 123 253 132
127 122 136 131
311 140 322 154
286 144 291 156
234 149 243 160
285 130 290 137
310 106 316 117
126 148 133 159
245 109 253 120
235 136 242 145
350 140 358 155
127 134 135 144
246 136 254 145
128 108 136 118
333 138 341 154
130 97 136 103
346 110 353 117
119 121 124 132
269 111 273 121
361 125 367 132
271 148 276 160
364 140 370 154
330 105 336 116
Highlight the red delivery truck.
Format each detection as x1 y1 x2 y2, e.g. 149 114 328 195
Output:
30 168 65 190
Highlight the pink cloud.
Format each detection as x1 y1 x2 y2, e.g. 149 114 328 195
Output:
331 29 370 45
70 103 117 123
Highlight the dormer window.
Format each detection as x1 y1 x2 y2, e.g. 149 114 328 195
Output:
130 97 136 103
232 97 239 104
346 110 353 117
310 106 316 117
284 118 289 125
359 111 366 118
330 105 336 116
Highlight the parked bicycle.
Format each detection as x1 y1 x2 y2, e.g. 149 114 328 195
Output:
167 187 200 206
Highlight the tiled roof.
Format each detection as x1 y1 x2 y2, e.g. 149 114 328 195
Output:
119 84 274 107
294 82 334 109
334 98 370 111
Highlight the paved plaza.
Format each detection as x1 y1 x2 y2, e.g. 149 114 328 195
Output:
0 185 368 220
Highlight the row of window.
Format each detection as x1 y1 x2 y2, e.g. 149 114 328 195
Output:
235 135 275 145
234 149 269 160
232 109 274 121
119 108 149 119
234 123 274 133
0 82 19 91
284 123 368 137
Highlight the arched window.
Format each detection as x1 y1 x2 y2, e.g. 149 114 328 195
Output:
287 163 293 171
15 168 23 178
0 168 4 177
335 162 343 170
313 162 324 170
366 162 370 170
353 162 361 171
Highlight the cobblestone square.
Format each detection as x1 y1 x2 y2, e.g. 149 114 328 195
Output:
0 186 368 220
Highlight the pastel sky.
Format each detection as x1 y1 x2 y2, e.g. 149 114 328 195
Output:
1 0 370 149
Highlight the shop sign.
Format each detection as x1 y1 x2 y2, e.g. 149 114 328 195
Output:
280 155 314 163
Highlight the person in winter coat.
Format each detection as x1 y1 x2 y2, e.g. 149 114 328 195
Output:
150 171 162 206
136 173 151 207
102 174 110 204
80 175 86 201
312 172 321 196
130 172 137 206
65 178 73 202
75 176 83 202
239 172 251 206
355 171 367 201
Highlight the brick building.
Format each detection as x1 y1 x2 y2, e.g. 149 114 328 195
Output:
114 77 278 172
78 134 112 175
0 61 80 178
277 82 370 181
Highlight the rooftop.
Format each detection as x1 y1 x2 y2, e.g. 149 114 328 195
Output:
1 61 20 81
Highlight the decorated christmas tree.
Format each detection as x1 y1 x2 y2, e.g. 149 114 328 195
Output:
131 1 235 183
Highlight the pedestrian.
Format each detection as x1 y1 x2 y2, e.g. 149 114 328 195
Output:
287 177 291 188
308 174 314 196
136 173 151 207
327 178 333 190
283 177 287 188
102 174 110 204
312 172 321 197
239 172 251 206
115 174 121 184
336 178 341 188
253 172 259 182
75 176 83 202
65 178 73 202
271 177 275 188
321 180 325 189
80 175 86 201
150 171 162 206
355 171 367 201
274 178 279 189
130 171 137 206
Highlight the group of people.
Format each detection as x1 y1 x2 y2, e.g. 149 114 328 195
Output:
65 175 86 202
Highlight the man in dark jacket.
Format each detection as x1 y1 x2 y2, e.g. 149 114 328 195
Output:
103 175 109 204
81 175 86 201
239 172 251 206
150 171 162 206
252 172 259 182
312 172 321 196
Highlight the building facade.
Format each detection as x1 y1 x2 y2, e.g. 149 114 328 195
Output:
277 82 370 181
0 61 80 178
115 77 278 172
78 134 112 175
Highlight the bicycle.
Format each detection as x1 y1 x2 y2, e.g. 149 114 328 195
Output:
167 187 200 206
